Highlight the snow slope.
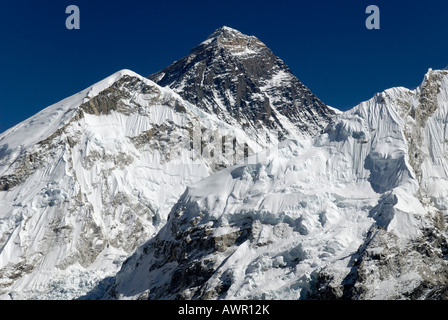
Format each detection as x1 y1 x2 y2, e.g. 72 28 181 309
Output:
0 69 267 300
99 68 448 300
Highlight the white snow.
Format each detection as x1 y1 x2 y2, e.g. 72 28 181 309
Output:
103 68 448 300
0 68 271 300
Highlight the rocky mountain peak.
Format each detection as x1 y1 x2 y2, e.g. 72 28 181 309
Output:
200 26 267 55
207 25 243 38
149 27 336 142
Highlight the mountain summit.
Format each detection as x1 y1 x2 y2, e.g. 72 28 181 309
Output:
149 26 337 142
202 26 267 53
0 27 339 300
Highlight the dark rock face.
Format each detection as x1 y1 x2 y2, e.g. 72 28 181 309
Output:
149 26 336 140
309 223 448 300
101 203 255 300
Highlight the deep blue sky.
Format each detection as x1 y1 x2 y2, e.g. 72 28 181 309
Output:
1 0 448 133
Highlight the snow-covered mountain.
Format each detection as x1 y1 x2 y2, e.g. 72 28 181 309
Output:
149 26 337 141
0 69 267 300
99 68 448 300
0 27 337 300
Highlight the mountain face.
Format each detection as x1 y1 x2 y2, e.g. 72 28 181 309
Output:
0 70 262 300
149 26 336 141
99 68 448 300
0 27 337 300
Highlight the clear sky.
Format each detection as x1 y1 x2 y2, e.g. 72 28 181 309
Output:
1 0 448 133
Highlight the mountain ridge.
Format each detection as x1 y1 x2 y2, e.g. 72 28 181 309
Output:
97 67 448 300
0 27 337 300
3 26 447 301
0 67 267 299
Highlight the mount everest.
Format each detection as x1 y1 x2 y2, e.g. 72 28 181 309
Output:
0 27 335 300
149 26 334 142
2 26 448 300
